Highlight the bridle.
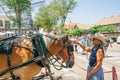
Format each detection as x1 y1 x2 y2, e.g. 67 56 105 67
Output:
47 35 74 70
57 38 69 63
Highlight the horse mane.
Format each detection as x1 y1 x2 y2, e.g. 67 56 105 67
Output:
38 31 62 48
14 32 61 53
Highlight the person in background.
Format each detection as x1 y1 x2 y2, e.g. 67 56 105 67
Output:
104 37 112 57
74 44 78 53
74 33 106 80
74 36 79 53
81 37 86 55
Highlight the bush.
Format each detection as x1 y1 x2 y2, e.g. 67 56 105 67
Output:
111 37 117 42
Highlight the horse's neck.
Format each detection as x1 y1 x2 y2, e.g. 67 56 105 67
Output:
43 36 55 48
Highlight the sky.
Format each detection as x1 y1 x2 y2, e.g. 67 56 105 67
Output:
65 0 120 24
0 0 120 25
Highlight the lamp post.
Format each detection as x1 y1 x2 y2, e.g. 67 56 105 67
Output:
69 18 71 29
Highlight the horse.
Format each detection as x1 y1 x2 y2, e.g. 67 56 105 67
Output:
0 32 75 80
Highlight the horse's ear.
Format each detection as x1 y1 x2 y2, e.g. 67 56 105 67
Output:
62 34 69 42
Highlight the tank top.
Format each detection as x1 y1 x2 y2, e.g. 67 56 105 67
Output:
89 45 104 67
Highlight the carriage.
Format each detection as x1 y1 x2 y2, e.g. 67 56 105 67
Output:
0 31 75 80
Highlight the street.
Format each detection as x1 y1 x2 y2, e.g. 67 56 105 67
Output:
41 43 120 80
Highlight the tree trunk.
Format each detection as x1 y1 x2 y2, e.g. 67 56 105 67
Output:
60 16 66 35
16 12 22 35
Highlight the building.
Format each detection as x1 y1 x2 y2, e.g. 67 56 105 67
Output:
0 15 10 32
0 0 46 32
95 15 120 32
64 22 92 30
64 15 120 33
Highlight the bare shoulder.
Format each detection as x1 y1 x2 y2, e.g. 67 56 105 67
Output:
97 48 104 57
97 48 103 52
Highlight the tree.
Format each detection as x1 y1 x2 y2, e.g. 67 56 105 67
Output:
56 0 77 34
34 4 59 32
88 25 116 34
0 0 31 34
34 0 77 33
99 25 116 33
88 25 100 34
63 28 84 36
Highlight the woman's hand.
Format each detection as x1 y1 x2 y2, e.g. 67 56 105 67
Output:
87 72 92 79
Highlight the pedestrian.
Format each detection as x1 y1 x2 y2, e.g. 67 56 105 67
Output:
81 37 86 55
104 37 112 57
74 44 78 52
74 37 79 53
74 33 106 80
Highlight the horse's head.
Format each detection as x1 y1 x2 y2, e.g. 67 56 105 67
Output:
42 33 75 68
59 34 75 68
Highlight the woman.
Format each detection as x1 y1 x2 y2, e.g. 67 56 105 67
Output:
74 33 106 80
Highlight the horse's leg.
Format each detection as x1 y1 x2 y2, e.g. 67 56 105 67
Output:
15 63 42 80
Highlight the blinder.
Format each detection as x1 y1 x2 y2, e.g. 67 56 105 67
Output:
66 44 74 68
61 36 74 68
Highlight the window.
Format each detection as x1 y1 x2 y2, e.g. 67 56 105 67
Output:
5 21 10 29
0 20 3 27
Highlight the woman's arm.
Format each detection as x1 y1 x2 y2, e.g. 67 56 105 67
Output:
73 40 92 52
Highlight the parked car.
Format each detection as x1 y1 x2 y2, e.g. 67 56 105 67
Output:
5 31 15 37
0 31 15 39
117 36 120 44
0 32 5 39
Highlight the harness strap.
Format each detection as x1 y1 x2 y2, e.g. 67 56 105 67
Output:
5 46 16 79
6 54 16 79
32 36 53 79
0 56 43 76
61 40 68 63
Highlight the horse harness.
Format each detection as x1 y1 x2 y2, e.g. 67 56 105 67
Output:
0 36 17 79
0 34 74 80
0 34 53 80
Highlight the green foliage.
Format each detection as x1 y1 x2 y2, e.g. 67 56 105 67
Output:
111 37 117 42
55 0 77 33
0 0 31 33
34 0 77 33
63 28 84 36
63 28 70 34
34 5 59 32
88 25 100 34
88 25 116 34
0 0 31 13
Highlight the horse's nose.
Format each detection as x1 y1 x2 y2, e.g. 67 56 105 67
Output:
66 60 74 68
